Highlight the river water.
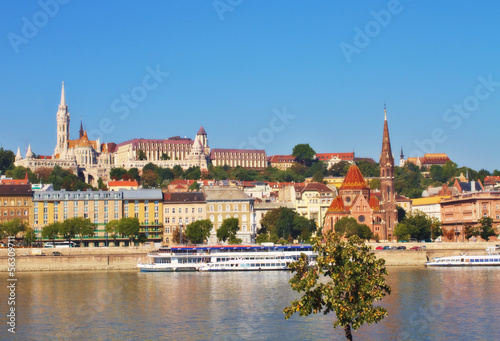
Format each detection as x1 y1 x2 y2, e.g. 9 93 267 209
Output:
1 267 499 340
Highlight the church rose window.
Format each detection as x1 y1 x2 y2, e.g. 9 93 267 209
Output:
358 215 365 223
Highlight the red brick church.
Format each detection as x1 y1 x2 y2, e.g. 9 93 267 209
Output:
323 107 398 241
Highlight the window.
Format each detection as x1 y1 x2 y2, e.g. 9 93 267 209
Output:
145 212 149 219
165 217 170 223
124 206 129 213
145 200 149 205
84 207 88 213
134 205 139 213
218 205 222 211
134 213 138 218
155 205 159 212
242 205 246 211
185 217 189 223
198 207 203 213
144 205 149 212
104 200 108 206
172 208 175 214
64 201 68 207
34 207 38 214
114 206 119 212
166 227 170 233
43 202 48 207
94 201 99 207
185 208 188 214
210 205 214 212
114 213 118 219
484 204 487 210
234 204 238 211
104 213 108 219
172 218 176 224
226 205 230 211
104 207 109 213
165 208 170 214
192 208 195 213
84 201 88 206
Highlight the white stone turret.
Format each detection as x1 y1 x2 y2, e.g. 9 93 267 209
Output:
26 144 33 159
15 147 22 161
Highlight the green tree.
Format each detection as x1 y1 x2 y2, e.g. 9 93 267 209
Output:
284 233 391 340
137 149 147 160
394 223 410 241
478 216 496 241
185 219 213 244
397 206 407 223
184 166 202 180
97 177 107 190
161 153 170 160
110 167 127 180
172 165 184 179
312 171 324 183
0 218 27 239
188 181 200 191
464 224 480 240
329 161 350 177
399 211 432 241
334 217 373 240
0 148 15 174
127 167 140 180
23 227 37 246
429 165 445 183
105 220 120 246
118 217 141 245
60 218 80 242
430 217 442 240
41 222 61 245
292 143 316 166
74 218 96 242
217 218 240 243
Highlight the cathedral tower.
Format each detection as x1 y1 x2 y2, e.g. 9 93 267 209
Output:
379 106 398 240
54 82 70 157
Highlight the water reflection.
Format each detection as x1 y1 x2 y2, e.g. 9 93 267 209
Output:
1 268 500 340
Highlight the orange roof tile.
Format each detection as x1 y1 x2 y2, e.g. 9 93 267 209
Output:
369 197 380 211
327 197 345 212
340 165 368 190
108 180 138 187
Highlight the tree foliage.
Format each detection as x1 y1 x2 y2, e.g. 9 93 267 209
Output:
292 143 316 166
217 218 241 243
185 219 213 244
258 207 317 242
118 217 141 244
0 218 27 239
334 217 373 240
284 233 391 340
478 216 496 241
0 148 15 174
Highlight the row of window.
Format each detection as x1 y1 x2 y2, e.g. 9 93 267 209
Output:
38 192 121 200
1 200 28 206
1 209 28 216
164 207 204 214
164 216 203 224
208 204 247 212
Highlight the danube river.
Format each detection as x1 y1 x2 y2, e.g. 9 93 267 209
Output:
1 267 499 340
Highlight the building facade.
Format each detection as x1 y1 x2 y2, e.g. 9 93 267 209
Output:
295 183 335 229
162 192 207 245
210 149 267 169
204 187 256 244
440 192 500 242
122 189 163 244
0 184 33 228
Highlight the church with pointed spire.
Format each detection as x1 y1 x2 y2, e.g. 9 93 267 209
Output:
323 106 398 241
379 106 398 240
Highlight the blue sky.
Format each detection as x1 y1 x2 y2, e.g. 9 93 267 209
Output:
1 1 500 171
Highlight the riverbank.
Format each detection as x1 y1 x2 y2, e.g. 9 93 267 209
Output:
1 242 497 271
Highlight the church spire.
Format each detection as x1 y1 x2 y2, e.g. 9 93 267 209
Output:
380 106 393 165
79 119 84 138
60 81 66 107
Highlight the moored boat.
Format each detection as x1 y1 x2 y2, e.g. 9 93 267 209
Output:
425 246 500 267
137 244 315 272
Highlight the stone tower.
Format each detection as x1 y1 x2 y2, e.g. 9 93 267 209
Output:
379 106 398 240
54 82 70 157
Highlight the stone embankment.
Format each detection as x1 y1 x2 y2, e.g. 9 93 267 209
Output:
0 242 497 271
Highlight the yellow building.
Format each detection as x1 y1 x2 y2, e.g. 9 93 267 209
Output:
411 196 450 222
204 187 256 244
162 192 207 245
0 184 33 233
122 189 163 244
33 189 123 246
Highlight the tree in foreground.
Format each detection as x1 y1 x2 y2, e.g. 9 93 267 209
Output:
0 218 28 240
217 218 241 244
284 233 391 341
105 220 120 246
185 219 212 244
41 222 62 246
334 217 373 240
118 217 141 245
478 217 496 241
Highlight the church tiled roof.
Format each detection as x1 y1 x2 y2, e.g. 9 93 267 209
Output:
327 197 345 212
340 165 368 190
369 197 380 211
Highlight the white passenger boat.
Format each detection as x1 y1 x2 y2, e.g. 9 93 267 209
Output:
137 245 315 272
425 246 500 267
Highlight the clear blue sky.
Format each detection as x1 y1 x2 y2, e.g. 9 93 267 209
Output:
1 1 500 171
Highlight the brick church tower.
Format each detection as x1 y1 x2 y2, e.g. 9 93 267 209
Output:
379 106 398 240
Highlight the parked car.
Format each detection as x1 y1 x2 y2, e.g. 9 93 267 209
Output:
383 246 391 250
409 246 421 251
397 246 406 250
52 251 63 256
375 246 384 250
